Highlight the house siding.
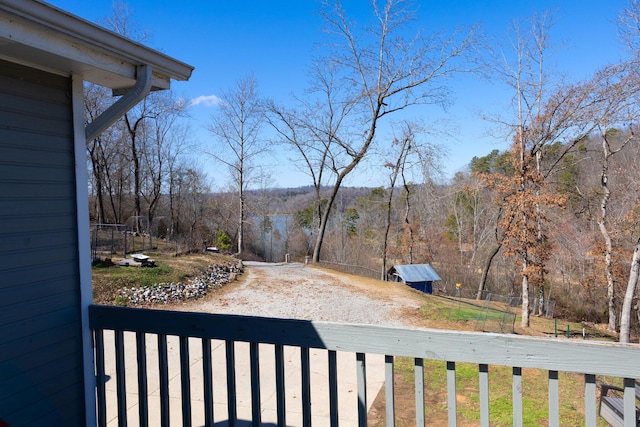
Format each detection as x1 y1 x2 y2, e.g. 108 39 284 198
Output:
0 59 85 426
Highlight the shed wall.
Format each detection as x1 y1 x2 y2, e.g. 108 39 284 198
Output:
0 59 85 426
407 281 433 294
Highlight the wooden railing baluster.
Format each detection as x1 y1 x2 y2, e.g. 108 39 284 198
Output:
385 355 395 427
357 352 367 427
94 329 107 427
415 358 424 427
301 347 311 427
548 370 559 427
479 364 489 427
329 350 339 427
225 340 237 427
624 377 636 427
446 361 457 427
584 374 597 427
114 330 127 427
250 342 261 426
275 344 286 427
202 338 214 427
157 334 169 427
512 367 523 427
135 332 148 427
180 336 192 427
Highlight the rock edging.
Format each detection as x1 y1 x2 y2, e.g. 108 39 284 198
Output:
119 260 243 305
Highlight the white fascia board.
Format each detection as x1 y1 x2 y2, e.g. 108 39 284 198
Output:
71 74 97 427
0 0 193 91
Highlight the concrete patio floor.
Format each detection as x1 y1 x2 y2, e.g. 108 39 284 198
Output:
101 330 386 426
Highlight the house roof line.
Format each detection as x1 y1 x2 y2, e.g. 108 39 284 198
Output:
0 0 194 89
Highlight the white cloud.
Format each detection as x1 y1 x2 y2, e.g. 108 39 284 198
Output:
190 94 222 107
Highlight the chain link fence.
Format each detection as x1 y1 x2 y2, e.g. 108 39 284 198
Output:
476 293 518 333
316 260 381 280
531 296 556 318
90 223 209 261
433 293 517 333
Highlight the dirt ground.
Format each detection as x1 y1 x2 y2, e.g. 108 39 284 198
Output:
176 261 463 329
176 261 564 335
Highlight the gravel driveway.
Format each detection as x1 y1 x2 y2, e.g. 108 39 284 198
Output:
187 261 422 326
103 261 426 426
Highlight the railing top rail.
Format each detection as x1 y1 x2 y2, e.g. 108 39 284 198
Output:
89 304 640 378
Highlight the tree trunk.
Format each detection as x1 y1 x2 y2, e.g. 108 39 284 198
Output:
238 165 244 255
521 255 530 328
311 118 380 262
477 243 501 300
312 175 346 262
598 136 616 332
92 157 106 223
381 131 412 280
125 114 144 232
600 219 616 331
620 237 640 343
382 185 396 280
402 173 414 264
517 123 530 328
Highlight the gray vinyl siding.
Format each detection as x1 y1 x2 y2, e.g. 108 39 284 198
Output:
0 59 85 426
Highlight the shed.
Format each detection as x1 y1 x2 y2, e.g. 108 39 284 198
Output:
388 264 441 294
0 1 193 425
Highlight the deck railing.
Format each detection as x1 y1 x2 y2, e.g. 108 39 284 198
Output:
89 304 640 427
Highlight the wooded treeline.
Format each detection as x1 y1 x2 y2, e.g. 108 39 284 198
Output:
86 0 640 339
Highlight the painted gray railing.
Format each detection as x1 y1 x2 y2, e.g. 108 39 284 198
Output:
89 305 640 427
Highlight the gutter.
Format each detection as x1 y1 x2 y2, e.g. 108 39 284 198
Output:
85 65 153 141
1 0 194 82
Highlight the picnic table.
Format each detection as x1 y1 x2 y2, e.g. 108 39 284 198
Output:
117 254 156 267
599 380 640 426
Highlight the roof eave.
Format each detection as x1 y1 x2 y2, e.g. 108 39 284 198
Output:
0 0 193 91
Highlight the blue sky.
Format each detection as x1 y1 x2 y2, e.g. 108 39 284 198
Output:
48 0 629 189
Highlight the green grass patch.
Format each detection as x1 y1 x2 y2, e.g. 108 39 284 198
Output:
419 296 503 321
390 357 609 426
92 252 235 304
96 263 174 287
418 295 516 333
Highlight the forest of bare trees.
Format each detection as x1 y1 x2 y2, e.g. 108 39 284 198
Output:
86 0 640 339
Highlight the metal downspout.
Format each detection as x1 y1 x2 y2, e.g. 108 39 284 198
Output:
85 64 153 141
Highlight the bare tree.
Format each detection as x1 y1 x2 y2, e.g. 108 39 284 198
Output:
207 74 265 255
381 124 414 279
85 83 112 224
488 11 611 327
621 237 640 342
617 0 640 343
102 1 154 231
140 91 188 227
85 3 147 226
269 0 479 262
123 97 157 231
570 60 640 333
596 125 636 332
166 122 193 236
489 12 558 327
101 1 150 43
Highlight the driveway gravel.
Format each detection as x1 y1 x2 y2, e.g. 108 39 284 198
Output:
182 261 423 327
103 261 430 426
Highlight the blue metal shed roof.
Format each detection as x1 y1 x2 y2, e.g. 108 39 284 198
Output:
392 264 441 282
